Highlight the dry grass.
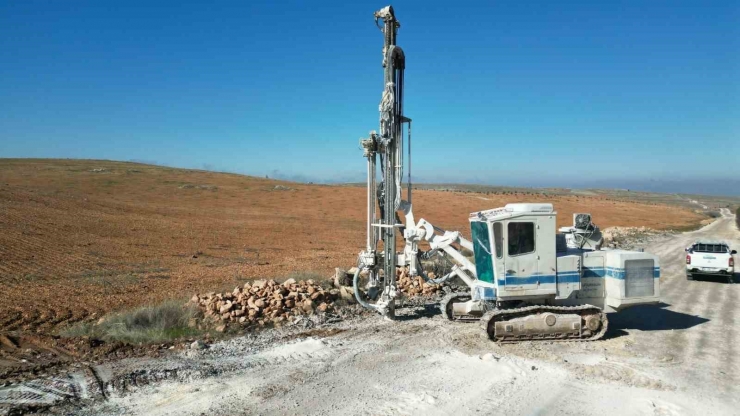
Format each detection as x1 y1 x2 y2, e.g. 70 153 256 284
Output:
61 301 202 344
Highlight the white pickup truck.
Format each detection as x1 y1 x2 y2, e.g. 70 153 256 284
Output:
686 240 736 283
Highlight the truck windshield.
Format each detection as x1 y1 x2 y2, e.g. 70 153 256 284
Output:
693 244 728 253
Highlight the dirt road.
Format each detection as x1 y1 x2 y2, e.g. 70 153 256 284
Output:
2 210 738 415
610 207 740 402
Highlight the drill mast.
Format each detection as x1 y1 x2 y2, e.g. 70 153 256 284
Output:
357 6 411 318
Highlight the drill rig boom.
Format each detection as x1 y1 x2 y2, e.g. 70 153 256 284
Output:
357 5 409 317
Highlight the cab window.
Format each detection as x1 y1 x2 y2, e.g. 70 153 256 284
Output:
508 222 535 256
493 222 503 259
470 221 494 283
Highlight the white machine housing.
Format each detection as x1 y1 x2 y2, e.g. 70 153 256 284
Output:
454 203 660 312
354 6 660 323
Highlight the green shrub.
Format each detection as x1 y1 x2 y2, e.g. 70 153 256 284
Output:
61 301 202 344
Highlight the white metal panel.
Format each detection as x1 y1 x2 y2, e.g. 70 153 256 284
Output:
579 251 606 299
555 255 580 299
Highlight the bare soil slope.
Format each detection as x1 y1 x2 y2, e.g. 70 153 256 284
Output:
0 159 704 336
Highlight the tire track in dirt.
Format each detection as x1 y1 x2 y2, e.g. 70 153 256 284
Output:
689 279 723 372
42 309 75 332
669 278 737 396
665 279 710 375
656 250 698 330
661 269 694 310
652 233 693 299
658 234 726 383
658 250 689 299
0 310 23 331
0 307 92 334
2 312 29 333
19 309 42 333
33 309 61 334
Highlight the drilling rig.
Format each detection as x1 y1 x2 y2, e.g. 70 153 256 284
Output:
355 6 661 341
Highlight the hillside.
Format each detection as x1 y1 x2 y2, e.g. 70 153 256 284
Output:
0 159 706 333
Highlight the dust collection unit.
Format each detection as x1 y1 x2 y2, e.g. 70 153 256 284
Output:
354 5 661 341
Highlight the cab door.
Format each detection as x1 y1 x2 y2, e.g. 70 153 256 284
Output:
504 220 539 289
470 221 494 283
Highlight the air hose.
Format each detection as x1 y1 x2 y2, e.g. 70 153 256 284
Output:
416 252 455 285
353 265 380 312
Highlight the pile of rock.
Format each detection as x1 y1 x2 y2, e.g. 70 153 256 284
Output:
336 267 442 297
602 226 656 248
189 278 339 330
395 267 443 296
192 268 445 331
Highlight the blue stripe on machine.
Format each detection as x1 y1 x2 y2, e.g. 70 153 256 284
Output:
603 267 660 280
583 268 606 278
582 267 660 280
606 267 625 279
498 275 556 285
556 272 581 283
496 266 660 286
498 272 579 286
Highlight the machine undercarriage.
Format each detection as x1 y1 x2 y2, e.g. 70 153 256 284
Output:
440 293 608 342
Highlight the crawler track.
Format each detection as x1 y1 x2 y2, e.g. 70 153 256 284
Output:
439 292 475 321
480 304 608 342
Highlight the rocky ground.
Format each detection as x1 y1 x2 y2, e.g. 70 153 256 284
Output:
1 209 738 415
190 278 342 331
601 226 676 250
188 267 444 333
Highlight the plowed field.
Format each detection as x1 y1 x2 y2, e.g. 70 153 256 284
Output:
0 159 704 337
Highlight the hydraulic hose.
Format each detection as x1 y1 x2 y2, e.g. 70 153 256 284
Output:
416 250 455 285
353 265 381 312
415 254 455 285
353 254 453 312
419 269 455 285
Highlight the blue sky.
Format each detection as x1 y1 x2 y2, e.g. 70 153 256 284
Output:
1 1 738 193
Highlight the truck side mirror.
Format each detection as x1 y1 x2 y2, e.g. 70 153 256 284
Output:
732 250 737 255
684 247 690 252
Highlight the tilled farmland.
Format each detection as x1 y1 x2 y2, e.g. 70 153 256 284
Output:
0 159 710 393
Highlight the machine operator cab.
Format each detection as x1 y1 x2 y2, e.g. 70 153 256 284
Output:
468 203 660 311
469 203 558 299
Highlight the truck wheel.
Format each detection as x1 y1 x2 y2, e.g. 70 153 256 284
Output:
686 273 693 281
